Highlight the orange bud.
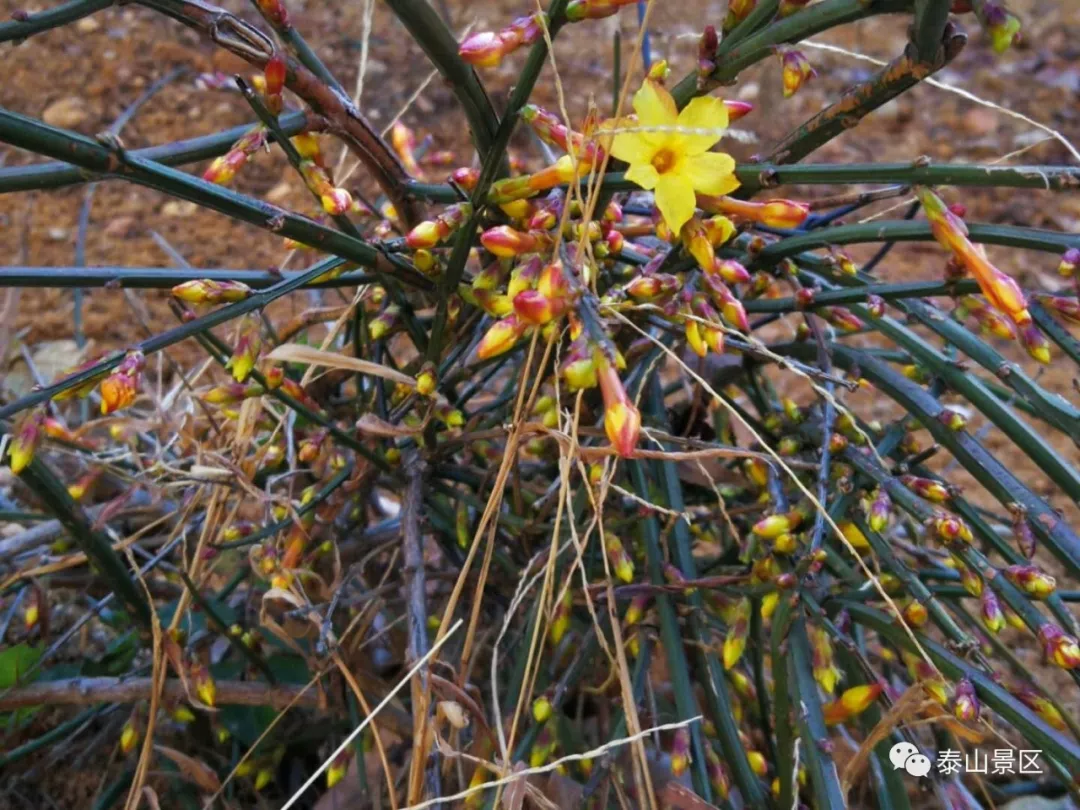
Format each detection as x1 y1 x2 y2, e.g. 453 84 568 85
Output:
100 350 145 415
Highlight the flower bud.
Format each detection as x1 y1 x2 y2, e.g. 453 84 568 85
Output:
723 598 751 670
605 534 635 583
415 363 438 398
406 202 472 249
1033 293 1080 325
596 352 640 458
980 589 1005 633
1039 623 1080 669
899 474 952 503
865 487 891 533
100 350 145 415
480 225 547 258
669 727 691 777
477 314 529 360
821 305 865 333
172 279 253 305
120 717 140 754
459 13 544 67
723 0 755 32
902 599 929 628
777 46 815 98
951 678 980 722
865 294 886 318
226 315 262 383
255 0 290 27
980 1 1021 52
823 683 883 725
1004 564 1056 599
8 408 45 474
565 0 637 22
934 514 973 544
714 258 751 285
1057 247 1079 278
1020 323 1051 364
550 589 572 646
938 408 968 431
626 272 680 302
752 514 792 539
326 752 350 789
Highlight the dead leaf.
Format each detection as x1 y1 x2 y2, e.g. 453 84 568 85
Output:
356 413 423 438
267 345 415 387
141 787 161 810
154 745 221 793
501 762 528 810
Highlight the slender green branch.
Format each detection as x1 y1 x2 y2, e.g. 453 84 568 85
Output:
0 265 378 289
0 111 309 194
0 0 112 42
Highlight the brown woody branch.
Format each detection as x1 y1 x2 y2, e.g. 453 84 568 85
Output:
139 0 422 226
0 677 413 737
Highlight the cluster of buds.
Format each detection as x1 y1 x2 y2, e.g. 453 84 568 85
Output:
776 46 816 98
458 13 545 68
203 127 269 186
100 350 146 415
522 104 604 170
916 187 1047 362
172 279 253 305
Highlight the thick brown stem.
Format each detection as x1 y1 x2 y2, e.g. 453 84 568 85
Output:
139 0 422 226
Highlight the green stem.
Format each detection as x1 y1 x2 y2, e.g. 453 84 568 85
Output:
8 459 151 626
0 0 112 42
0 112 309 194
0 265 377 289
0 254 345 421
381 0 504 169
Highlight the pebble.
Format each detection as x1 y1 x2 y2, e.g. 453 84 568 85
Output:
161 201 198 217
42 96 90 129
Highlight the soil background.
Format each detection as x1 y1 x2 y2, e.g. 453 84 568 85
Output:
2 0 1080 807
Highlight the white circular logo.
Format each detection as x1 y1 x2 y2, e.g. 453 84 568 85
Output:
889 742 931 777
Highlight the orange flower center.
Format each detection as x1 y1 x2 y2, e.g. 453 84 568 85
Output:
651 147 677 175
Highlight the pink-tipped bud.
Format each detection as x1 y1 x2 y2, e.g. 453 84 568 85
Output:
1004 564 1056 599
596 353 640 458
669 727 691 777
934 514 973 544
8 408 45 474
1019 323 1051 364
477 315 529 360
1034 293 1080 325
1057 247 1079 278
714 258 751 285
981 1 1021 52
459 13 543 67
865 487 891 533
565 0 637 22
899 474 953 503
951 678 980 722
172 279 253 304
480 225 546 258
866 294 886 318
1039 624 1080 669
723 99 754 121
981 589 1005 633
626 272 680 302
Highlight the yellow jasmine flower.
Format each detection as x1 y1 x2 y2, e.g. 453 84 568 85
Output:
607 79 739 233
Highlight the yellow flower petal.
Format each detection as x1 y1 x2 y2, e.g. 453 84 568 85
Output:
633 78 678 129
687 151 740 196
624 162 659 190
610 131 657 165
675 96 729 154
655 173 697 234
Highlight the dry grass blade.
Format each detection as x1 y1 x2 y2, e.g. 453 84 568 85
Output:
266 344 417 386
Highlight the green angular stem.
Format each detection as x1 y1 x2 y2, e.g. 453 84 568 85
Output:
0 112 309 194
0 265 378 289
0 0 112 42
0 254 345 421
381 0 504 169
